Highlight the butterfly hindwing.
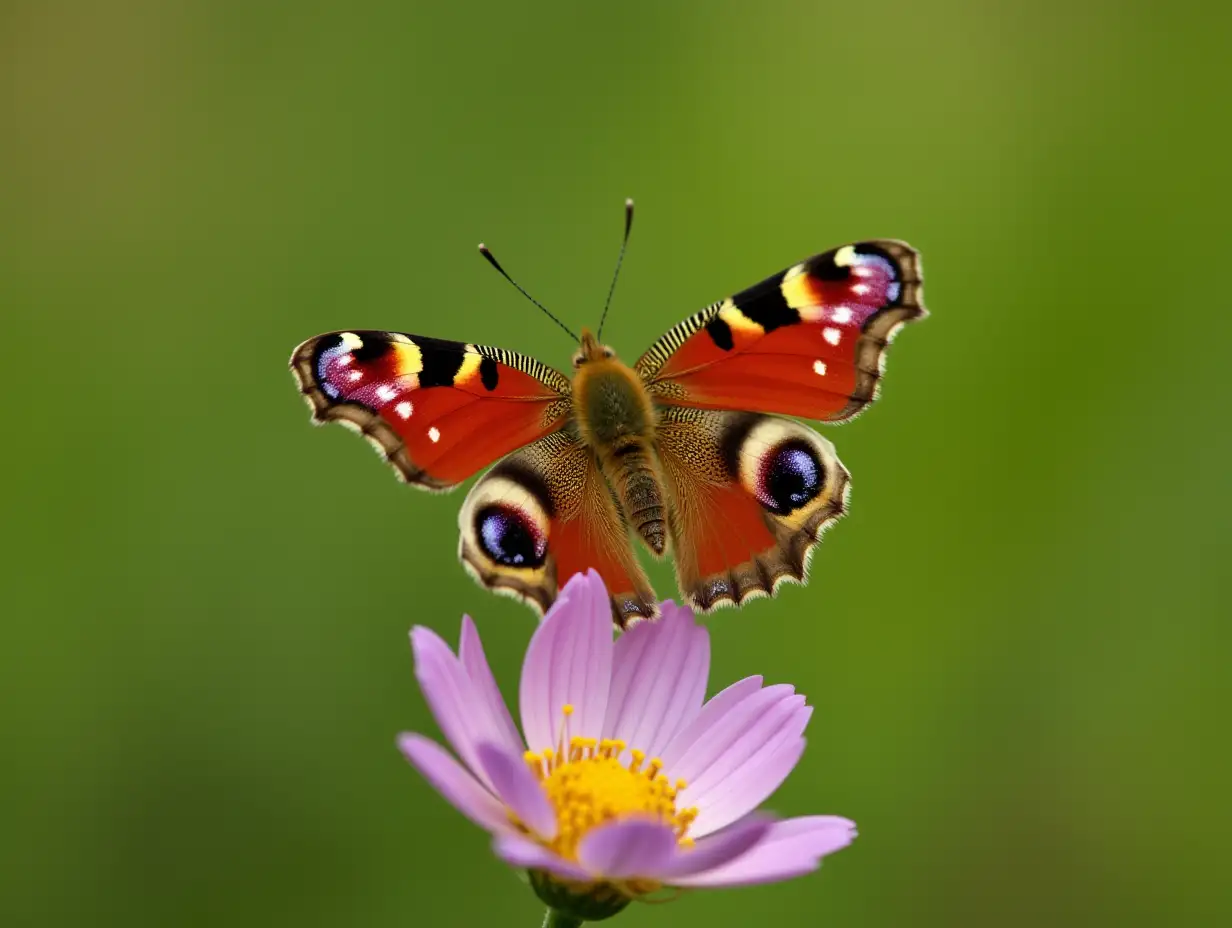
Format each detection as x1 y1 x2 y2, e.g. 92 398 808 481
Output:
291 331 571 490
636 240 924 423
457 430 658 625
656 407 850 611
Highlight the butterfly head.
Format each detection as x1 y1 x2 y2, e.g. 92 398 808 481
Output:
572 328 617 369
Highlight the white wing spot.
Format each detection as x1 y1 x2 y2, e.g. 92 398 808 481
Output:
338 354 354 366
823 327 842 346
428 426 441 443
348 370 363 382
813 360 827 376
395 401 413 419
376 384 398 402
850 284 870 297
832 306 854 324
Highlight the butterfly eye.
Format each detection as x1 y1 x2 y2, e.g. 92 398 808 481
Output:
474 504 547 568
755 440 825 515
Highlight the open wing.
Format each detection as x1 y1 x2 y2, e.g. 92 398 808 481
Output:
636 241 925 423
656 407 849 611
458 430 658 626
291 331 571 490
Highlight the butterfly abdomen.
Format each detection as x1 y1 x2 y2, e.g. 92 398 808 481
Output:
605 439 667 555
572 352 667 555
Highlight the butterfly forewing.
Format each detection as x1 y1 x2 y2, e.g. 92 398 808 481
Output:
290 331 571 490
636 240 924 422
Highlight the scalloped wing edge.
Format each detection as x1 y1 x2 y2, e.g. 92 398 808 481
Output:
678 467 852 613
289 340 456 492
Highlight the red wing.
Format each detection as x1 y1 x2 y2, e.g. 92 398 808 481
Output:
458 431 657 626
635 241 925 422
656 408 850 612
291 331 571 490
675 480 779 584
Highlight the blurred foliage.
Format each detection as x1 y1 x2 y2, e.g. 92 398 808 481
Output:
1 1 1228 926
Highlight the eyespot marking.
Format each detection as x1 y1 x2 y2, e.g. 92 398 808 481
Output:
755 440 824 515
475 504 547 568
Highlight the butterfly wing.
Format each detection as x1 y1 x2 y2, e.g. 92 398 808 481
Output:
636 241 925 422
291 331 571 490
656 407 850 611
457 430 658 626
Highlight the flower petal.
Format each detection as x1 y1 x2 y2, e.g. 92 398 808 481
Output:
690 737 807 837
411 626 501 789
576 818 678 879
656 814 774 880
397 733 513 835
492 834 592 882
476 742 557 840
519 570 612 753
603 600 709 758
657 675 764 774
672 816 857 888
682 697 811 835
458 615 524 757
664 682 798 787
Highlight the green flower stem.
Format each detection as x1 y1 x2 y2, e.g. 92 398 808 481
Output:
542 908 584 928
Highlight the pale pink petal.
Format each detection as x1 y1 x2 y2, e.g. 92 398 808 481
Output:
397 734 513 836
519 571 612 753
656 814 773 879
657 675 764 774
576 818 678 879
672 816 857 888
682 698 811 830
664 683 797 786
517 622 553 754
690 737 807 837
603 601 709 758
411 627 502 790
458 615 524 758
492 834 592 882
476 742 557 840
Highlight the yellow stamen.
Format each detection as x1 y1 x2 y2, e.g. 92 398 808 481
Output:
517 706 699 875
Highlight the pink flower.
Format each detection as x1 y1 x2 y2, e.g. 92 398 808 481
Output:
398 570 855 913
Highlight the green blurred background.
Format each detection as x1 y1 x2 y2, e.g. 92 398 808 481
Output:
3 1 1228 925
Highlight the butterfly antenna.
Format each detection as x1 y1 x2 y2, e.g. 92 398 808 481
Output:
596 197 634 342
478 243 579 343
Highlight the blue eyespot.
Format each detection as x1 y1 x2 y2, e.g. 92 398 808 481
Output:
476 505 546 568
757 441 824 515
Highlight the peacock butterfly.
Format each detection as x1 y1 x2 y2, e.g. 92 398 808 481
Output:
290 201 927 626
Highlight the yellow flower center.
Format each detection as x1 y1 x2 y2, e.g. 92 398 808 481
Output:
522 704 699 865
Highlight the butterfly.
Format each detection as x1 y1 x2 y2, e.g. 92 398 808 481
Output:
290 201 926 626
